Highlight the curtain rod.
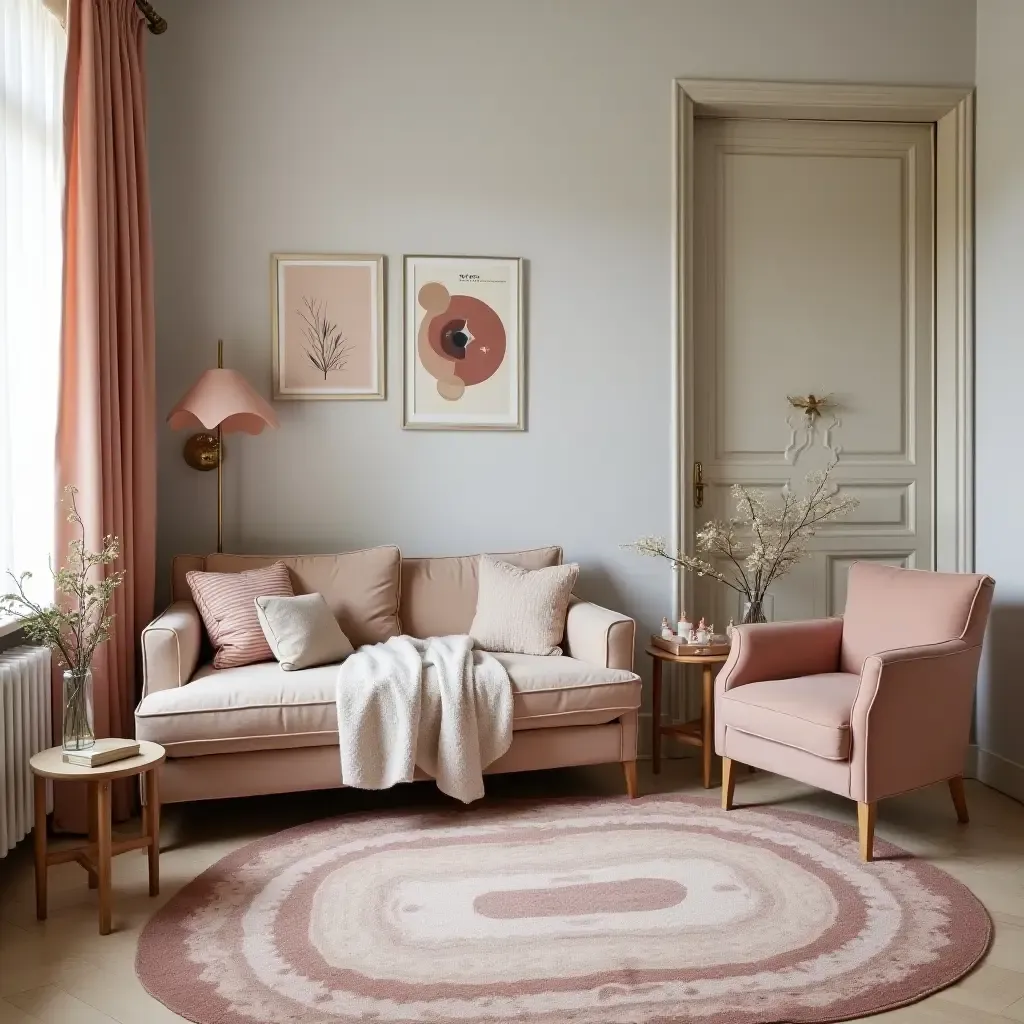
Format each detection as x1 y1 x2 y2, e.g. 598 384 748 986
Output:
135 0 167 34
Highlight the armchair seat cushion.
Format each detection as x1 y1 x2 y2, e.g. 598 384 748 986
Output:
718 673 860 760
135 654 641 758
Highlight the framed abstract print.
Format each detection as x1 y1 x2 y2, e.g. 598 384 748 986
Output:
271 253 385 400
403 255 524 430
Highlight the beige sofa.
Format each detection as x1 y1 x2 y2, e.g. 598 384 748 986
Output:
135 545 641 804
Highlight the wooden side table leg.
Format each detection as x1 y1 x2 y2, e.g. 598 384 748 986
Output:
651 656 663 774
87 781 98 889
146 768 161 897
33 775 48 921
96 779 112 935
701 665 714 789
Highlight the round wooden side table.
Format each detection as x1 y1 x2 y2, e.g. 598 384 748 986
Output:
29 740 165 935
646 646 729 789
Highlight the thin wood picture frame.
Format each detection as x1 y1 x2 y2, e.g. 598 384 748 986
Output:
271 253 386 401
403 254 525 430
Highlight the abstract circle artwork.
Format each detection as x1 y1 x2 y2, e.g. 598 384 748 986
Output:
417 282 507 401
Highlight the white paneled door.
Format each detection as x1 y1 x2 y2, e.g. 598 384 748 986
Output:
691 117 934 626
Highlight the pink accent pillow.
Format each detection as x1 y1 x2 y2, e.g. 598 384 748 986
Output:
186 561 294 669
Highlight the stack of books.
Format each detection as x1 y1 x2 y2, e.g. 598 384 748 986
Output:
62 738 140 768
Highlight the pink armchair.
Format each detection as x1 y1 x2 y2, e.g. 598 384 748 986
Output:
715 562 995 861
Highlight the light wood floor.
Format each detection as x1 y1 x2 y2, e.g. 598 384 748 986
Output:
1 757 1022 1024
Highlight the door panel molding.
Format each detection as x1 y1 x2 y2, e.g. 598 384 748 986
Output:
671 80 974 619
699 121 926 466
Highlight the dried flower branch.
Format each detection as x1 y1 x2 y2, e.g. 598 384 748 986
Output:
0 486 124 675
624 461 858 617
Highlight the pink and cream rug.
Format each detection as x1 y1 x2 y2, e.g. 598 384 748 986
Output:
136 794 990 1023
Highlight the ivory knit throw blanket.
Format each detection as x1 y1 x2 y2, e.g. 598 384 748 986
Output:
337 635 513 804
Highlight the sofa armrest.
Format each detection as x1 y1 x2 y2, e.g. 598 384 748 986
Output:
850 638 981 803
141 601 202 696
717 618 844 695
564 599 636 671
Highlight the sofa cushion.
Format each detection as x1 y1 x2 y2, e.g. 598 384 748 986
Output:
718 673 861 760
186 561 294 669
255 593 354 670
470 557 580 656
172 548 401 647
400 547 562 638
134 654 640 757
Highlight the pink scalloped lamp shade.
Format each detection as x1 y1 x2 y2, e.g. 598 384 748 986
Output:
167 368 279 434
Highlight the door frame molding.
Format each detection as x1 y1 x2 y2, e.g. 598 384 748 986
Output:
671 79 975 617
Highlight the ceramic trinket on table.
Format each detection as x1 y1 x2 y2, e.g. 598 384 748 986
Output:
677 611 693 640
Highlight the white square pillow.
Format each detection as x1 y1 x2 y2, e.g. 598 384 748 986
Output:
469 556 579 656
254 593 354 671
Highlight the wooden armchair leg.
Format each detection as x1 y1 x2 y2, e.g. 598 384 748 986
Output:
721 757 737 811
858 801 876 862
948 776 970 824
622 760 639 799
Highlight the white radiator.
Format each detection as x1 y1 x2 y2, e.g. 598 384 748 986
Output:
0 646 53 856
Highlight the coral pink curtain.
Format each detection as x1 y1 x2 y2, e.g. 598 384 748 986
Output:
56 0 156 830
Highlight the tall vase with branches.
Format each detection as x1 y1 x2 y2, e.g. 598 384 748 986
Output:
625 462 858 624
0 487 124 750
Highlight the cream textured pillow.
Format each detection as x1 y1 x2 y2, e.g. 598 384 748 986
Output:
469 556 579 656
186 561 294 669
255 593 355 671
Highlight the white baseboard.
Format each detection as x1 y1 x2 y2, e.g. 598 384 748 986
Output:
966 744 1024 804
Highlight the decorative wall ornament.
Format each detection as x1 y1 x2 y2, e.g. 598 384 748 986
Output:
271 254 385 401
404 255 524 430
784 394 843 465
787 393 833 420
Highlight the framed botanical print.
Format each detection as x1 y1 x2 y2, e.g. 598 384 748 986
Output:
403 255 524 430
271 253 385 400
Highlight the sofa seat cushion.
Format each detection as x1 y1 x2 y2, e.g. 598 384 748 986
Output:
718 673 861 760
135 655 641 757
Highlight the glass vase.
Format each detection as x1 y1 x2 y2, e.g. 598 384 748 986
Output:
742 594 775 624
63 668 95 751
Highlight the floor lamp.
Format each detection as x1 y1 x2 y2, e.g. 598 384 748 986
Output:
167 341 279 553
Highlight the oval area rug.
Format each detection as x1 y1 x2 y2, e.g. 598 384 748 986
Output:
136 794 990 1024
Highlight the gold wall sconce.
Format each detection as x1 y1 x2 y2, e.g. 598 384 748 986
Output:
167 341 279 552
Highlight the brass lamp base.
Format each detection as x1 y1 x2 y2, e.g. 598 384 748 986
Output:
183 432 221 471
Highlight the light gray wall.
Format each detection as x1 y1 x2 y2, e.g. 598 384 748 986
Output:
148 0 976 650
974 0 1024 793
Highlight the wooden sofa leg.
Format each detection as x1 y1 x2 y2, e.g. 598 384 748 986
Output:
858 801 876 862
622 760 639 799
721 757 736 811
948 776 970 824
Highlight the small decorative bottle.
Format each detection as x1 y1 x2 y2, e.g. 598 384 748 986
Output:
661 617 675 640
696 617 710 645
726 618 736 642
677 611 692 643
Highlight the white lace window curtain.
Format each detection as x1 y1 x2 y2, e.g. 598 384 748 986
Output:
1 0 66 612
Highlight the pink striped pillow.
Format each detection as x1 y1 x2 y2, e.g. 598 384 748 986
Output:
186 561 294 669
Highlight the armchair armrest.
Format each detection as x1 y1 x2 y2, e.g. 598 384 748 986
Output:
141 601 202 696
717 618 844 695
850 638 982 803
564 598 636 671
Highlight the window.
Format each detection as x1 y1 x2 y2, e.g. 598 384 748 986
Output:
1 0 66 612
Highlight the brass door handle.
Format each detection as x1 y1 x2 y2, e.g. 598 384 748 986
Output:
693 461 704 509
